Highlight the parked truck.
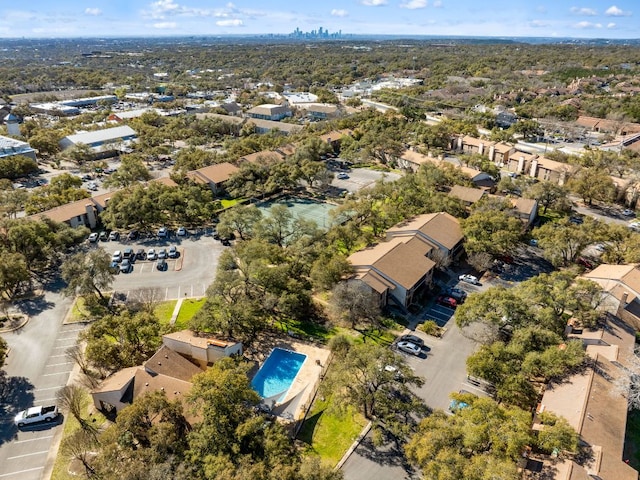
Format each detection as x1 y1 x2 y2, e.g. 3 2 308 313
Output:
14 405 59 427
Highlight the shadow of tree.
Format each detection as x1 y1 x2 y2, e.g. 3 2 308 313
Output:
355 434 416 474
0 372 35 446
14 294 56 317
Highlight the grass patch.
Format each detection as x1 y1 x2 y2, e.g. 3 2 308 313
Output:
298 396 367 467
220 198 242 209
154 300 178 326
66 295 110 324
51 390 108 480
274 318 338 343
625 409 640 470
174 298 206 330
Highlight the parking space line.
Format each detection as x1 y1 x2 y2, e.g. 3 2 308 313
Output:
461 382 490 395
35 397 58 403
35 386 64 392
177 286 181 297
7 450 49 460
43 371 72 377
0 467 44 477
14 435 54 444
61 328 85 333
191 285 194 296
49 354 68 358
165 287 169 300
46 362 73 367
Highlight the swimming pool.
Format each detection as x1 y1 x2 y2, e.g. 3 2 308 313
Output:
251 348 307 402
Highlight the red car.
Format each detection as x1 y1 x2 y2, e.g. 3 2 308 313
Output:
436 296 457 308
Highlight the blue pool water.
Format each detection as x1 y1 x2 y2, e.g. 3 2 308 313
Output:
251 348 307 401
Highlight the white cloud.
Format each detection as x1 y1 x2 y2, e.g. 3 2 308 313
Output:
216 19 243 26
570 7 597 16
529 20 549 28
153 21 177 29
84 8 102 16
574 21 602 28
360 0 387 6
607 22 617 28
400 0 427 9
433 0 442 6
536 5 547 13
331 9 349 17
605 5 631 16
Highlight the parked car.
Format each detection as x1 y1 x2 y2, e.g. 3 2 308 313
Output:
111 251 123 263
156 259 168 271
123 248 134 259
437 296 458 308
168 245 178 258
108 231 120 241
221 238 231 246
14 405 59 427
157 248 167 259
529 239 538 247
458 274 480 285
109 261 120 274
569 216 584 225
337 172 349 179
99 231 109 241
119 259 133 273
88 232 99 243
397 341 421 356
399 334 424 347
147 248 157 261
629 222 640 232
127 230 139 241
445 287 467 303
135 249 147 260
623 209 636 217
176 226 187 237
576 257 595 269
157 227 168 238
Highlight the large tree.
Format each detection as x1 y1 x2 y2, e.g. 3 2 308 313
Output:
61 249 115 302
462 201 523 257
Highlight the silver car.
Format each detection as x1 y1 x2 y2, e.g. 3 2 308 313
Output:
397 341 421 356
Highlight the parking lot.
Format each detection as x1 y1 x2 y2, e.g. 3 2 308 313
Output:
331 167 402 193
89 230 225 300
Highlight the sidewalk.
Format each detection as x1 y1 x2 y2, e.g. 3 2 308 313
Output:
169 298 184 325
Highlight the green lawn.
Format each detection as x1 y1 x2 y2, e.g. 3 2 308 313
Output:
274 318 339 343
154 300 178 326
297 396 367 467
51 390 108 480
220 198 242 209
174 298 206 329
66 295 111 323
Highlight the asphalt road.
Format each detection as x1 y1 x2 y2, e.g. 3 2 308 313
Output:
331 168 402 193
93 230 224 300
0 286 80 480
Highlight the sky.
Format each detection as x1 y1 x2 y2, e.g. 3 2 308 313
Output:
0 1 638 39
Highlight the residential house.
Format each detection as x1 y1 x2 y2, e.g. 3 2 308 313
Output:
186 162 239 195
448 185 485 207
582 264 640 330
396 149 434 172
348 212 464 309
246 118 303 135
246 103 291 121
530 314 638 480
576 115 640 136
91 344 204 414
505 150 539 176
510 197 538 228
386 212 464 260
488 142 515 166
455 135 495 156
302 103 341 121
221 102 243 116
504 150 574 186
162 330 243 369
319 129 353 151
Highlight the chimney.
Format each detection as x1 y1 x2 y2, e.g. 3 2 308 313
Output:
478 142 484 155
622 292 629 307
530 158 538 178
517 156 525 174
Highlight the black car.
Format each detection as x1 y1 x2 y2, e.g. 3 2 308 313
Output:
127 230 139 241
156 259 168 271
123 248 134 259
135 249 146 260
221 238 231 246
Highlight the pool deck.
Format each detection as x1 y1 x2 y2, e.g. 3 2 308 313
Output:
266 340 331 421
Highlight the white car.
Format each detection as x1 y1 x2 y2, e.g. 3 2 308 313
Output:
147 248 157 261
111 251 122 263
629 222 640 232
157 227 169 238
88 232 98 243
337 172 349 180
397 341 421 356
176 226 187 237
14 405 59 427
459 274 480 285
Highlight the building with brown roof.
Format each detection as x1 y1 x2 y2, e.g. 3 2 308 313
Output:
348 213 463 309
454 135 495 156
583 264 640 329
163 330 242 368
186 161 239 195
504 151 574 186
238 150 286 165
510 197 538 227
531 314 638 480
448 185 485 206
91 345 204 413
319 129 353 150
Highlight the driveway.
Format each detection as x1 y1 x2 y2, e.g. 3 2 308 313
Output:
331 168 402 193
0 286 80 480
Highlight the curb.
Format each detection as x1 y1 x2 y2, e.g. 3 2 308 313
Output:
0 315 29 334
335 421 372 470
174 249 185 272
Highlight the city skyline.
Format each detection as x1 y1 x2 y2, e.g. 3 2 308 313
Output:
0 1 638 39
